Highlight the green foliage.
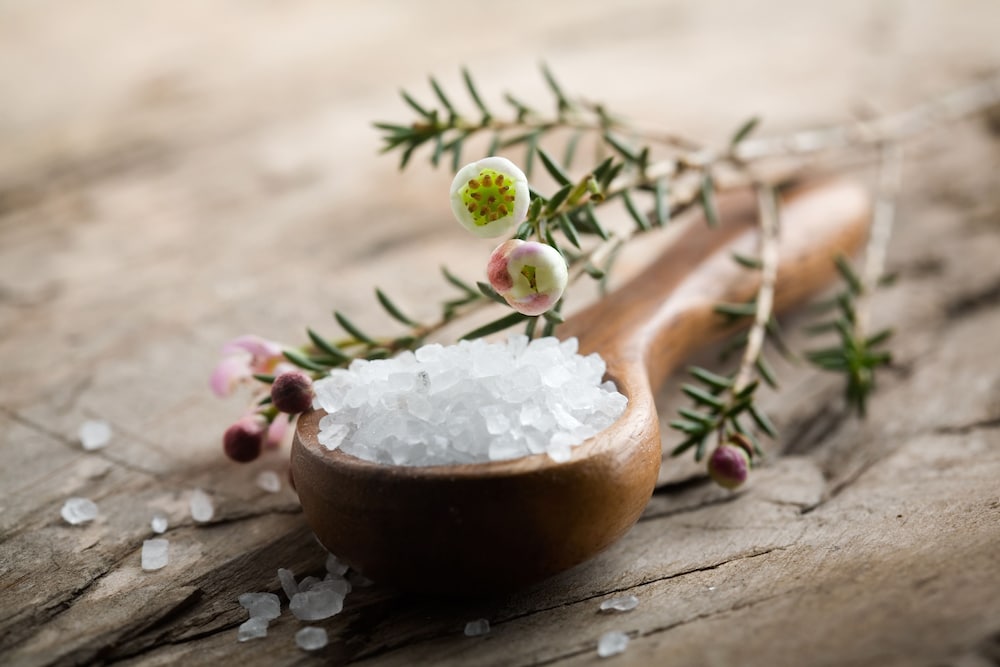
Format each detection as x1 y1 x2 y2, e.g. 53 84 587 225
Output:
271 66 892 458
804 255 893 416
669 366 769 462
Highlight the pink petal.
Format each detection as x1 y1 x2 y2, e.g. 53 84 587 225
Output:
265 415 291 448
221 335 283 359
210 356 252 397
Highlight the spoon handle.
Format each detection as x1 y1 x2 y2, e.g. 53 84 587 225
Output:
562 180 871 390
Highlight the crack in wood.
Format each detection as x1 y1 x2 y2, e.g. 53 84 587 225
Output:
334 547 790 666
933 415 1000 435
0 406 160 480
523 566 794 667
641 493 740 521
945 275 1000 319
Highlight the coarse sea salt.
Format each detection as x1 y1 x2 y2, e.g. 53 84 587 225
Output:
464 619 490 637
141 539 169 571
61 497 98 525
151 513 169 534
313 336 627 466
190 488 214 522
325 553 349 577
237 616 269 642
255 470 282 493
289 587 344 621
239 592 281 620
78 419 112 450
296 626 329 651
280 565 352 621
597 631 630 658
599 595 639 613
278 568 299 600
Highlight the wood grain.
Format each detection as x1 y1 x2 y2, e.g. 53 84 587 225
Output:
2 1 999 665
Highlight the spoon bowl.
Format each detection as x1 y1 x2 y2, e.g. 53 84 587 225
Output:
291 180 871 594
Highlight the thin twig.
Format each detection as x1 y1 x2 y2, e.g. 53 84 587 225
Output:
734 75 1000 162
732 184 781 393
855 144 903 340
603 74 1000 216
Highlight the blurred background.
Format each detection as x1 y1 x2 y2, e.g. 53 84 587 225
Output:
1 0 998 462
3 3 1000 664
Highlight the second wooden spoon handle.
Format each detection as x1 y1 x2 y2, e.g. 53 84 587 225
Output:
563 180 872 390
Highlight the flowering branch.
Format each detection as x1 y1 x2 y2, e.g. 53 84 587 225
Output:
211 67 997 489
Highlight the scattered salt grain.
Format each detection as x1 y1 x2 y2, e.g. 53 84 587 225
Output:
277 568 298 600
599 595 639 613
464 619 490 637
296 626 329 651
78 419 112 450
61 497 98 525
151 513 168 534
316 575 352 596
141 539 169 571
597 631 630 658
312 336 627 466
289 588 344 621
190 488 214 522
325 553 349 576
255 470 282 493
238 592 281 620
237 616 269 642
298 575 321 591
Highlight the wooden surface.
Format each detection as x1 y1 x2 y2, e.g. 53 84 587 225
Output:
2 2 999 665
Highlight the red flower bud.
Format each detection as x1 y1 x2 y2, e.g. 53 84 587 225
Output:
270 371 315 414
707 441 752 490
223 416 266 463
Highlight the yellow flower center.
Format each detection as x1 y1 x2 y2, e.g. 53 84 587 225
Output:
460 169 518 227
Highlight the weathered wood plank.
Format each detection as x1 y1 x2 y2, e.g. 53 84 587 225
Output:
2 1 1000 666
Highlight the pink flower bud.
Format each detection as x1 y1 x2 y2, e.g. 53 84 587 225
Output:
487 240 568 316
707 441 752 490
223 416 266 463
270 371 315 414
450 157 529 238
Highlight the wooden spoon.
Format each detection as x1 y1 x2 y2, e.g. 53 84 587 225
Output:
291 179 871 595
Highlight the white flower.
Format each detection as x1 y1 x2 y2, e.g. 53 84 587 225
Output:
450 157 529 238
487 240 568 316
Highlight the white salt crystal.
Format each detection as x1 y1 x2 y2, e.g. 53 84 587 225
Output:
296 626 329 651
298 576 321 591
141 539 169 571
464 618 490 637
599 595 639 613
255 470 281 493
312 337 627 467
318 422 350 451
290 588 344 620
237 616 269 642
597 631 630 658
317 575 352 596
61 497 98 525
547 443 572 463
78 419 112 450
238 592 281 620
278 568 298 600
190 489 214 522
151 513 168 534
325 553 349 576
